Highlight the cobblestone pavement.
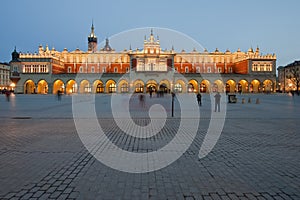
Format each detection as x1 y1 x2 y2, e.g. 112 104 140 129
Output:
0 93 299 200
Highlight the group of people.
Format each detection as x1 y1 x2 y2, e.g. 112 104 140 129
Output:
196 92 221 112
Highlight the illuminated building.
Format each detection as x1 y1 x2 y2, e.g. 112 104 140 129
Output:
278 61 300 93
0 62 11 90
10 25 276 94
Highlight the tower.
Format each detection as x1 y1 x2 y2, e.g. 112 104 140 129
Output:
88 22 98 52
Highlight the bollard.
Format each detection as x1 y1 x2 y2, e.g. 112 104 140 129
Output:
256 98 260 104
242 98 245 104
248 97 251 103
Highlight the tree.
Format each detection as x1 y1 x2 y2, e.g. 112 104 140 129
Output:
287 66 300 95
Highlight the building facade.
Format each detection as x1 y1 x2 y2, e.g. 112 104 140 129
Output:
278 60 300 93
0 62 11 90
10 25 277 94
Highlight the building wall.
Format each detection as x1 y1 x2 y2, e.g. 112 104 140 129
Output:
0 62 11 89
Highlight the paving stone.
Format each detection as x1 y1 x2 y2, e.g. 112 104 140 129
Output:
0 94 299 199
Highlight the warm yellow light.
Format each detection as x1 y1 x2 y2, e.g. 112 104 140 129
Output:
10 83 16 87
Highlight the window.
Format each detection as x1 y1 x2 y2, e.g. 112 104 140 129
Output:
196 67 200 73
114 67 118 73
126 67 129 73
102 67 106 73
174 83 182 93
218 67 222 73
185 67 189 73
79 66 83 73
109 83 116 93
121 83 129 93
91 67 95 73
68 67 72 73
229 67 232 73
207 67 211 73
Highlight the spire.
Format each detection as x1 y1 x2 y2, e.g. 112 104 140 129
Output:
88 21 98 52
151 28 153 36
102 38 112 51
90 21 96 38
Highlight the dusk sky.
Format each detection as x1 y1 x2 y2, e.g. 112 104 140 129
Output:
1 0 299 68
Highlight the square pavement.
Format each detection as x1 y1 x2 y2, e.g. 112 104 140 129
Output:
0 93 299 200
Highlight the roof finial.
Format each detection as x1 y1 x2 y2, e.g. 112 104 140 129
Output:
151 28 153 36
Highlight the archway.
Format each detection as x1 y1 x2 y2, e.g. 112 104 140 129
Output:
66 80 77 94
53 80 64 94
263 79 273 93
118 80 129 93
200 80 210 93
79 80 91 93
159 80 171 93
133 80 144 93
37 80 48 94
250 79 261 93
93 80 104 93
213 80 224 93
146 80 158 93
188 79 198 93
24 80 35 94
238 80 249 93
106 79 117 93
226 80 236 93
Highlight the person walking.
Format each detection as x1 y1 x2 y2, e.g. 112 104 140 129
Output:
57 90 62 101
214 92 221 112
196 93 202 106
5 90 11 102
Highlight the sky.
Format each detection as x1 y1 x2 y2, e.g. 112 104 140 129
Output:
0 0 299 68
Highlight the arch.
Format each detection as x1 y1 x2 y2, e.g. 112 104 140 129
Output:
159 79 171 93
200 80 211 93
146 80 158 93
174 79 186 93
238 79 249 93
53 79 65 94
24 80 35 94
188 79 198 93
93 80 104 93
118 79 129 93
213 80 225 93
106 79 117 93
263 79 273 93
37 80 48 94
66 79 78 94
133 80 145 93
79 80 91 93
250 79 261 93
226 79 236 93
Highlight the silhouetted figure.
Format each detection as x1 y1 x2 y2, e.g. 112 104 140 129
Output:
139 94 145 107
149 90 153 98
57 90 62 101
5 90 11 102
196 93 202 106
214 92 221 112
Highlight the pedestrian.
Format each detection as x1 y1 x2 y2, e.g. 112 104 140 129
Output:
214 92 221 112
149 89 153 98
196 93 202 106
5 90 11 102
57 90 62 101
139 94 145 107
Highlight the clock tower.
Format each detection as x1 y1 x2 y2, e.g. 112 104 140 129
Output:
88 23 98 52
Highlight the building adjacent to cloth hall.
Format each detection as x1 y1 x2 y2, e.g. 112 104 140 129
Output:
9 25 276 94
277 60 300 93
0 62 11 90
